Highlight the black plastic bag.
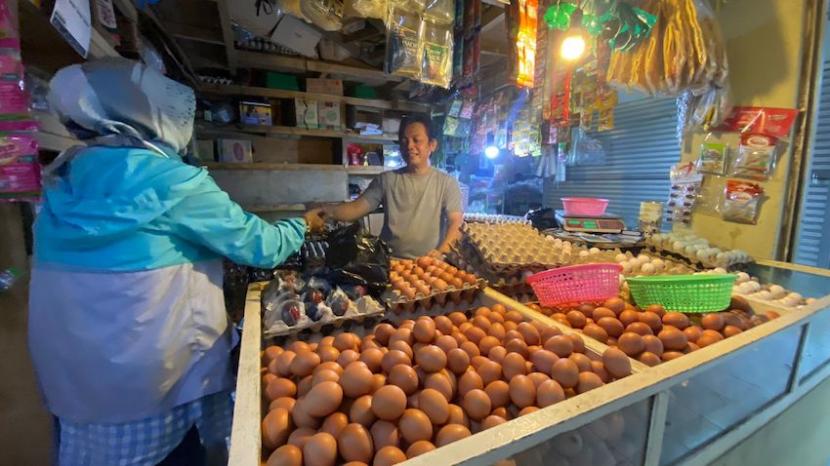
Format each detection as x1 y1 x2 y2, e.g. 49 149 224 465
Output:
325 223 390 296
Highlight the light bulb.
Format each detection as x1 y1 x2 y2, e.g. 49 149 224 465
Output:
484 145 500 159
561 34 586 61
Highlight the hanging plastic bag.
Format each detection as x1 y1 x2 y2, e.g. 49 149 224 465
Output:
300 0 344 31
325 223 390 296
667 162 703 226
731 133 778 181
386 5 423 78
424 0 455 25
344 0 387 20
720 179 764 224
420 20 453 88
698 139 727 175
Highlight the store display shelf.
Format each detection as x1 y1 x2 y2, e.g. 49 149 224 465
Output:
202 162 387 175
198 83 430 113
235 50 402 84
196 122 396 143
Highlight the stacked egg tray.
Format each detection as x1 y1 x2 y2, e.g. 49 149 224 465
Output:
644 232 753 270
383 257 488 315
461 223 572 272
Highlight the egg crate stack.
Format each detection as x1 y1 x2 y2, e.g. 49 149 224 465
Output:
721 271 814 310
645 232 753 270
384 257 486 315
463 213 530 225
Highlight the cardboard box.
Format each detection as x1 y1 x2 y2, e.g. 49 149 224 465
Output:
295 98 319 129
253 137 333 165
306 78 344 96
240 101 273 126
196 139 215 161
347 107 383 132
270 15 322 58
218 139 253 163
318 101 342 130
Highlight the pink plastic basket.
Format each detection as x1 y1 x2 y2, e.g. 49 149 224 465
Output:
561 197 609 216
526 263 622 307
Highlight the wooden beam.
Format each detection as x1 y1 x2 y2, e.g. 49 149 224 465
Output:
163 21 224 46
236 50 403 83
216 0 238 71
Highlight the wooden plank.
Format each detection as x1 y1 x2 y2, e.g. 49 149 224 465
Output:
203 162 388 176
34 111 81 152
236 50 402 83
216 0 237 70
198 84 430 113
196 123 396 142
228 283 264 466
165 21 225 46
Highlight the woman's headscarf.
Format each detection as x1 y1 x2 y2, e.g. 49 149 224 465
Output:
47 57 196 156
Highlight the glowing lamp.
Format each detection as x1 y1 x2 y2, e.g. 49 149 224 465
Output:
560 34 586 61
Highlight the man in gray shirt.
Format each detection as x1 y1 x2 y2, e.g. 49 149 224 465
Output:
323 116 464 258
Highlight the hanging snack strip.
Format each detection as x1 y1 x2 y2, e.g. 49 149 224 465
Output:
666 162 703 226
731 133 778 181
720 179 764 224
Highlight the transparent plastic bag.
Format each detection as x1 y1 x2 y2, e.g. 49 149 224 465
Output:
720 179 763 224
386 5 422 78
300 0 344 31
731 133 777 181
344 0 387 19
698 140 727 175
424 0 455 25
667 162 703 226
420 20 453 88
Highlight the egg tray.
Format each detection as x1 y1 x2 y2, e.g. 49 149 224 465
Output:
262 299 386 340
644 246 753 272
381 278 487 315
460 240 566 272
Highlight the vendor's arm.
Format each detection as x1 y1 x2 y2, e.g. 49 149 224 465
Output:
167 176 323 269
429 177 465 258
323 176 383 222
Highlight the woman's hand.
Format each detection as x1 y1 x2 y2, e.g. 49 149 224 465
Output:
303 208 326 233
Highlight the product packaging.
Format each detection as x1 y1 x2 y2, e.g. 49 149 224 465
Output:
419 20 453 88
698 140 727 175
385 5 422 78
344 0 387 19
720 179 764 224
423 0 455 25
731 133 777 180
667 162 703 226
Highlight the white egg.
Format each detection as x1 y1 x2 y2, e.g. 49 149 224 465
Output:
768 285 786 299
615 253 628 263
652 258 665 270
748 281 762 293
590 247 601 255
579 250 590 258
806 298 817 305
641 263 656 275
637 254 651 262
737 282 754 294
621 262 632 274
673 241 685 251
713 267 727 275
736 272 750 284
786 292 803 302
782 296 801 307
754 290 772 300
732 285 741 293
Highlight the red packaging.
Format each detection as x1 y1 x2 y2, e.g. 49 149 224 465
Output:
718 107 799 139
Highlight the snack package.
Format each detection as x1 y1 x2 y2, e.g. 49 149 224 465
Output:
344 0 387 19
720 179 764 224
666 162 703 226
300 0 344 31
420 20 453 88
424 0 455 25
0 0 20 49
386 5 422 78
731 133 777 180
698 140 727 175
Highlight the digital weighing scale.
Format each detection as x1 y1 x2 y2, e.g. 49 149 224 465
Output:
555 210 626 233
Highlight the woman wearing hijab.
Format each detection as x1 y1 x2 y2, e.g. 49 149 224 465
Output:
28 58 324 465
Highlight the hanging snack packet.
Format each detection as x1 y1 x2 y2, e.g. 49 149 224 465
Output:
424 0 455 25
666 162 703 226
698 141 727 175
721 179 764 224
386 6 422 78
420 20 453 88
732 133 777 180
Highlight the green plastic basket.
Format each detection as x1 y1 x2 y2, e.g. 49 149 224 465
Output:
626 274 737 313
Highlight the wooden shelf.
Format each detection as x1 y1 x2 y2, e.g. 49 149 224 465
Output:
196 123 397 143
198 83 430 113
235 50 402 83
202 162 388 176
34 111 81 152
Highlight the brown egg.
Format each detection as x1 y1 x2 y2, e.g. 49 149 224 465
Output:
305 381 343 417
603 298 625 315
370 374 386 394
487 322 507 340
337 423 374 464
576 372 604 394
645 304 666 316
292 399 321 429
582 324 609 344
503 310 523 324
638 351 662 366
618 310 640 328
398 409 433 443
436 424 472 447
315 361 344 377
701 313 725 331
290 341 312 354
423 372 454 401
262 408 292 450
479 380 508 408
462 388 492 421
431 315 452 334
338 349 361 369
373 446 407 466
334 333 359 352
515 322 540 345
597 317 625 338
290 351 321 378
274 351 297 377
448 311 468 326
519 406 539 417
617 332 645 357
723 325 743 337
625 322 653 336
568 334 586 354
530 349 559 374
266 378 297 401
405 440 436 459
374 323 396 346
464 326 487 345
296 376 313 398
503 353 528 380
658 326 688 351
697 329 725 348
478 360 503 386
686 342 700 353
350 395 376 427
447 403 470 427
638 312 663 333
316 346 340 363
320 412 348 438
642 335 664 356
508 375 536 408
434 335 458 354
543 335 574 357
551 359 579 388
458 370 484 397
381 350 411 374
528 372 551 388
459 340 481 359
662 351 684 361
416 388 448 424
370 420 400 452
288 427 317 449
340 362 374 398
384 365 416 395
505 338 530 358
662 312 690 330
566 311 587 328
590 361 611 383
269 397 297 414
540 326 562 343
568 353 592 373
358 348 384 374
415 345 447 373
488 346 507 364
602 348 631 378
476 336 499 356
266 444 302 466
303 432 337 466
536 379 566 407
683 326 702 343
480 415 507 431
446 348 471 374
371 385 407 421
592 307 616 321
412 317 436 344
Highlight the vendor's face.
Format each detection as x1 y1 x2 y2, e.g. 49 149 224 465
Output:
401 122 437 169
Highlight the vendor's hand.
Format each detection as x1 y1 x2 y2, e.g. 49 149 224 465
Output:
303 208 326 233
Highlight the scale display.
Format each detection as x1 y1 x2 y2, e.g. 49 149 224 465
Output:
555 210 626 233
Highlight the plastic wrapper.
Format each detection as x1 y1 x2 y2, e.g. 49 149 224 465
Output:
420 20 453 88
424 0 455 25
720 179 764 224
698 140 727 175
326 287 351 316
567 128 606 166
667 162 703 226
300 0 344 31
344 0 387 19
0 0 20 49
325 223 390 296
731 133 778 181
385 5 422 78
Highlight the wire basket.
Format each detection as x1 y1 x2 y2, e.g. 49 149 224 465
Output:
526 263 622 307
626 274 737 313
